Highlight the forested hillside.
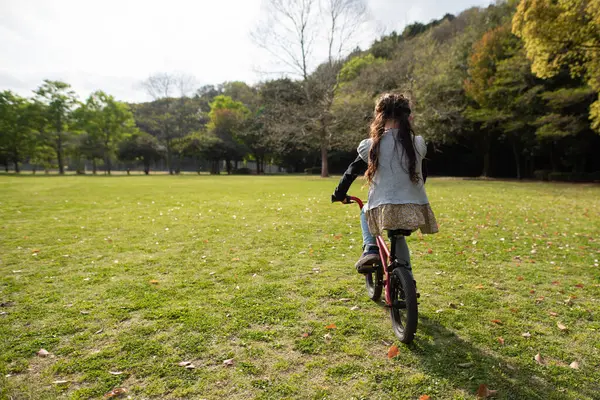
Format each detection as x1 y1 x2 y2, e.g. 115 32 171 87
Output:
2 0 599 180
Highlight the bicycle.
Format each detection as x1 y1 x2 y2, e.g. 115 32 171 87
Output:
345 196 419 344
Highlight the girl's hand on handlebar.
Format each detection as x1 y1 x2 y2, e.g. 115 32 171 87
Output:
331 194 352 204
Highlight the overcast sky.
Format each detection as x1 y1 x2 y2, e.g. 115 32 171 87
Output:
0 0 494 103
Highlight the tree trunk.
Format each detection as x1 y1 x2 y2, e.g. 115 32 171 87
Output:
92 159 97 175
57 135 64 175
255 156 261 174
166 141 173 175
4 163 8 172
32 166 37 175
14 161 20 173
234 160 239 170
144 160 150 175
104 153 111 175
210 160 220 175
481 133 491 177
320 140 329 178
226 159 232 175
511 139 521 180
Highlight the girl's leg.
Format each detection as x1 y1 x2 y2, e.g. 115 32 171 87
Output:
393 235 413 279
356 206 379 271
360 206 377 251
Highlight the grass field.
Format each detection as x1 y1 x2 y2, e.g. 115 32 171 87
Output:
1 175 599 400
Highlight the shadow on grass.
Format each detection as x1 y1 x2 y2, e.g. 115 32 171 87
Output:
408 316 591 400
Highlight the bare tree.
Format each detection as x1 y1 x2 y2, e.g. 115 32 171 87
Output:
253 0 369 177
140 73 197 174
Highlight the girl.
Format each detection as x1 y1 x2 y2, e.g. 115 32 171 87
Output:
332 93 438 274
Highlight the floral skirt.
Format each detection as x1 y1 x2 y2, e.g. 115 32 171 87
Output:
365 203 438 236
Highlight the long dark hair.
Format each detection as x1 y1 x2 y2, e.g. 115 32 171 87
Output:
365 93 419 185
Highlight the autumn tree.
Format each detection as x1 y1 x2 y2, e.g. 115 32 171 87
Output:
513 0 600 131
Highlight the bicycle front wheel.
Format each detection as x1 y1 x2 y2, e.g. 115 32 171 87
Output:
389 267 418 344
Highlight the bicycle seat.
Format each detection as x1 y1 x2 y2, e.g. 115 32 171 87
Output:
388 229 412 237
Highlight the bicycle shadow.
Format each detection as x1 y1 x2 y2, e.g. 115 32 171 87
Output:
406 316 584 400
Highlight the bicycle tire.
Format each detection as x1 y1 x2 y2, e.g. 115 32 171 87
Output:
389 267 418 344
365 264 383 302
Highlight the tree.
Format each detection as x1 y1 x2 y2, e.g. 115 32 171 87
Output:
0 91 38 173
140 73 198 174
207 95 250 174
464 25 521 177
75 91 136 174
513 0 600 131
33 80 79 174
118 132 164 175
254 0 369 177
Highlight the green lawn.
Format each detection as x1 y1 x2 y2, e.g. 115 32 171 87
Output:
0 175 599 400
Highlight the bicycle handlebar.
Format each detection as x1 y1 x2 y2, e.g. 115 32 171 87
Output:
348 196 364 209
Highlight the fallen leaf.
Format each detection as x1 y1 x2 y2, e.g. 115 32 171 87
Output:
534 353 545 365
339 298 351 302
436 309 444 313
109 371 123 375
185 364 196 369
149 280 159 284
557 322 567 331
427 249 433 254
535 297 545 303
552 281 560 285
497 337 505 345
178 361 192 367
575 283 584 288
223 358 234 367
449 303 458 309
334 234 342 240
549 312 558 317
476 384 498 398
32 249 40 254
530 289 536 294
381 339 392 346
104 387 127 398
569 361 579 369
458 362 474 368
325 323 337 330
324 333 332 340
522 332 531 338
95 328 103 334
301 332 310 338
491 319 502 325
419 395 431 400
476 284 485 289
80 310 90 315
53 380 69 385
387 345 399 359
510 308 518 313
37 349 50 357
231 257 240 261
517 276 524 281
350 306 360 311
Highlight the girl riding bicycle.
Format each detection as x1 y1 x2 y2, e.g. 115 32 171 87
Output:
332 93 438 274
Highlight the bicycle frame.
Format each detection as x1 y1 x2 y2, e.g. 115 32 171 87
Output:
349 196 393 306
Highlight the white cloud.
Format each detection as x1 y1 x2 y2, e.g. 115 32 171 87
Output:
0 0 494 103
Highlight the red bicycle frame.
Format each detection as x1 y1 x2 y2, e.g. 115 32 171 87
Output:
349 196 393 306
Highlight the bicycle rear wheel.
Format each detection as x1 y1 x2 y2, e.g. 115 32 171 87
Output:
389 267 418 344
365 264 383 302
